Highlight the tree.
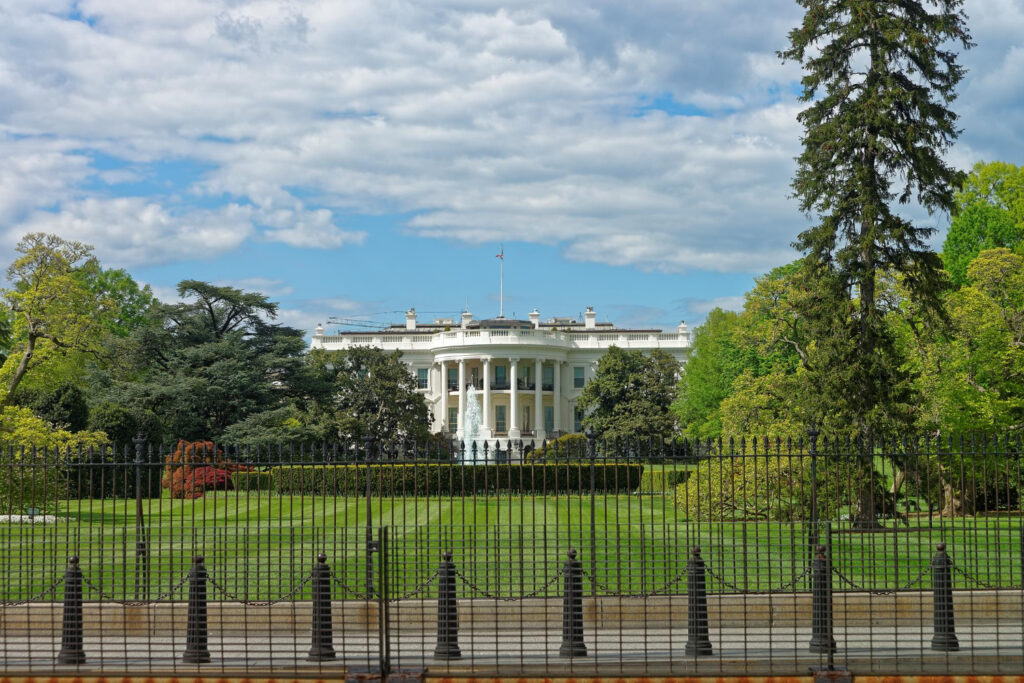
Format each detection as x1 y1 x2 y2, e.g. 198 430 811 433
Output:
917 248 1024 433
780 0 971 432
781 1 972 525
942 161 1024 286
1 234 114 409
577 346 679 444
672 309 747 438
316 346 432 448
98 280 324 441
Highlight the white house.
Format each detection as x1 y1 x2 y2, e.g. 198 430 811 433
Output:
310 307 690 444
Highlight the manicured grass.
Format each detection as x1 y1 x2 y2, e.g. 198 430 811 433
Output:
2 491 1020 602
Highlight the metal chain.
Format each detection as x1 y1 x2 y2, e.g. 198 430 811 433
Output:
455 568 564 601
705 564 811 593
582 565 691 597
388 570 439 601
0 577 65 606
207 572 313 606
953 564 1004 590
82 572 191 606
329 573 369 599
831 566 928 595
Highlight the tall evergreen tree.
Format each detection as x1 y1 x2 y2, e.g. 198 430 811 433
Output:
780 1 972 434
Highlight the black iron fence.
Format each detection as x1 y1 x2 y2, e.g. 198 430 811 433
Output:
1 433 1022 677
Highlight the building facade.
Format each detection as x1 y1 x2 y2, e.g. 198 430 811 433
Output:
311 307 690 444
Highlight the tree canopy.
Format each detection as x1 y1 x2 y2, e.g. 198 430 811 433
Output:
781 0 972 436
942 161 1024 287
578 346 679 443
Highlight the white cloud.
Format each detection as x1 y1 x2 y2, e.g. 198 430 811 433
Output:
682 295 746 316
8 198 254 267
0 0 1019 276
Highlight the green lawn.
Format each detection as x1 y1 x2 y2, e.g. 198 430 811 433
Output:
2 491 1020 602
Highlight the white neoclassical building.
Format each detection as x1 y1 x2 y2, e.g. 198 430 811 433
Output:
311 307 690 444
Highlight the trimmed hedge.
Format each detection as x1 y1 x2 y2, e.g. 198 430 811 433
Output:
637 467 691 493
233 470 274 492
271 463 643 495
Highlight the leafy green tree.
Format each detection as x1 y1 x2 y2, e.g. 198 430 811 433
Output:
97 280 323 442
672 309 747 438
578 346 679 444
780 0 971 434
77 265 157 337
31 383 89 432
918 248 1024 433
317 346 432 447
781 1 971 525
1 234 114 410
942 161 1024 286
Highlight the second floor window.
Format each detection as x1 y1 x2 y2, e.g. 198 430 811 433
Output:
417 368 428 389
573 366 585 388
448 367 457 389
494 365 507 386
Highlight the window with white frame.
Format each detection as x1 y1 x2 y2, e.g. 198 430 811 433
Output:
417 368 428 389
573 366 585 388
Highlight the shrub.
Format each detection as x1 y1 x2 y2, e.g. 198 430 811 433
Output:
162 440 249 499
637 466 691 493
233 470 274 492
528 434 589 461
271 462 644 495
674 454 882 521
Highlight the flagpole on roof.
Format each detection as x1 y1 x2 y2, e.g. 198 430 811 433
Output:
496 245 504 318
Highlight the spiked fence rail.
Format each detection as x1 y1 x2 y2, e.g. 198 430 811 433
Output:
1 433 1022 677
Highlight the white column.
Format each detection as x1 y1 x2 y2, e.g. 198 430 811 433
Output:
458 359 466 439
509 357 520 438
534 358 543 442
482 357 492 439
553 360 561 434
438 360 447 432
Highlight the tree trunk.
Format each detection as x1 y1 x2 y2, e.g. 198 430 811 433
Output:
1 332 35 411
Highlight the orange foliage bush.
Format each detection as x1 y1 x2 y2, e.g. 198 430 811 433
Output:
162 440 249 499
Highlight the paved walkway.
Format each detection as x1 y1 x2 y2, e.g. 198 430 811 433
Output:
3 625 1022 677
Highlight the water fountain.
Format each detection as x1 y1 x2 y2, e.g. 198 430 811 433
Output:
460 385 485 462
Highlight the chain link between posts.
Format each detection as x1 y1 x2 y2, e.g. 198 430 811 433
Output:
831 565 929 595
455 567 564 601
0 577 64 606
207 571 314 606
82 571 191 606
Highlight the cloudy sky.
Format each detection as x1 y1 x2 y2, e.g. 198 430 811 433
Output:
1 0 1022 332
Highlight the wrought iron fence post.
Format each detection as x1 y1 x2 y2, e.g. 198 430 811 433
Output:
433 550 462 659
364 435 377 599
182 555 211 664
377 526 391 677
133 432 149 601
808 544 836 655
308 553 336 661
808 426 820 558
586 426 598 599
930 543 959 651
559 548 588 657
57 556 85 665
684 547 713 656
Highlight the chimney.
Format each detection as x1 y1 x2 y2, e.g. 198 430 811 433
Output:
405 307 417 330
584 306 596 329
678 320 689 343
461 310 473 329
314 323 324 337
529 308 540 329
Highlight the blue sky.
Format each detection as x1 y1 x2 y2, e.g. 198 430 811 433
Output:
1 1 1022 334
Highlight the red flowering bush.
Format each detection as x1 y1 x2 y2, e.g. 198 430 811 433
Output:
162 440 249 499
